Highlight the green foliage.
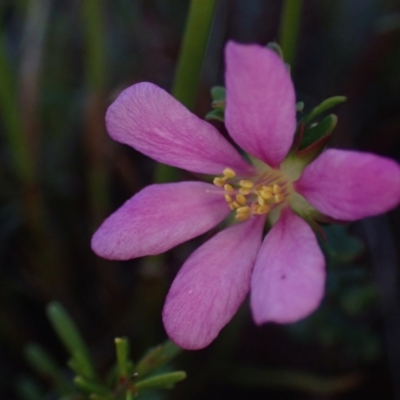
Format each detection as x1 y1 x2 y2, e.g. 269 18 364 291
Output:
21 303 185 400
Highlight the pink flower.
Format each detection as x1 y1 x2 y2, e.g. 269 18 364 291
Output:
91 42 400 350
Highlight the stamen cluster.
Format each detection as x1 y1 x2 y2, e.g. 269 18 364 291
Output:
213 168 286 221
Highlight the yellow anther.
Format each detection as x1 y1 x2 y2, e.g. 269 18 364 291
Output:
257 204 271 214
224 194 232 202
274 194 284 203
239 180 254 189
260 190 273 200
239 187 251 195
236 194 247 205
228 202 236 210
262 185 273 191
223 168 236 178
236 211 250 221
232 201 241 209
257 196 265 206
213 177 226 187
252 204 260 214
272 184 281 194
224 184 234 192
237 206 250 213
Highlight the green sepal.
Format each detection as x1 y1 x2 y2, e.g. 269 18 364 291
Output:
300 96 346 126
289 192 344 241
296 101 304 112
266 41 284 59
205 108 224 122
210 85 226 106
135 371 187 391
299 114 337 151
206 85 226 121
135 340 181 378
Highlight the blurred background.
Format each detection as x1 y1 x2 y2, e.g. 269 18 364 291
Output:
1 0 400 398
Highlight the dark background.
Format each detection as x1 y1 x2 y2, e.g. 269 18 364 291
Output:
1 0 400 398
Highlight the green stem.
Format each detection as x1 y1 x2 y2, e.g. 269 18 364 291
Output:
0 35 34 185
154 0 217 183
81 0 109 226
278 0 303 66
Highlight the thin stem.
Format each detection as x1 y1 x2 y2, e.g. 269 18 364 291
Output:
154 0 217 183
278 0 303 67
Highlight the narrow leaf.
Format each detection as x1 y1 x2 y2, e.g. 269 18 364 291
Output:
301 96 346 126
135 371 187 391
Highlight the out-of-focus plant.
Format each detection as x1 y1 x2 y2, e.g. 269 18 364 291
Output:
18 302 185 400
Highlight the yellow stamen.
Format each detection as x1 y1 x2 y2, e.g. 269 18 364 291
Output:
260 190 273 200
224 194 232 202
272 184 281 194
237 206 250 213
257 204 271 214
213 177 226 187
224 184 234 192
223 168 236 178
232 201 241 209
239 180 254 189
236 211 250 221
236 194 247 205
228 202 235 210
239 187 251 195
274 194 284 203
257 196 265 206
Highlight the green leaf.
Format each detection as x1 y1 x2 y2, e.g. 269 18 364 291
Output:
210 85 226 102
299 114 337 150
73 376 108 396
266 41 284 59
135 371 187 391
322 225 364 263
46 302 97 380
115 337 131 379
25 344 71 394
135 340 182 378
205 109 224 122
300 96 346 126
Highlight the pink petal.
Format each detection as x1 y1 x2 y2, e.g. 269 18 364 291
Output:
225 42 297 168
296 149 400 220
91 182 230 260
106 82 254 176
251 208 325 324
163 217 265 350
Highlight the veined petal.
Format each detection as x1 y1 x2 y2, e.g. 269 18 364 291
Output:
163 217 265 350
225 42 297 168
106 82 254 176
91 182 229 260
295 149 400 220
251 208 325 324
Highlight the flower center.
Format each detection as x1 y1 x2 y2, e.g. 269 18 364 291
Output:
213 167 291 221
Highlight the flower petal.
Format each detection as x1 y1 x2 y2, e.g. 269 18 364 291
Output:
225 42 297 168
91 182 229 260
296 149 400 220
106 82 254 176
251 208 325 324
163 217 265 350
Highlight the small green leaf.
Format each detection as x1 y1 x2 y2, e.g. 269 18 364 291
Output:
46 302 97 380
266 41 284 59
205 109 224 122
135 340 182 378
210 85 225 102
73 376 108 396
135 371 187 391
296 101 304 112
115 337 131 379
299 114 337 150
301 96 346 126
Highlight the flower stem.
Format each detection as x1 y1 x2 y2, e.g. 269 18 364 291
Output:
278 0 303 67
154 0 217 183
